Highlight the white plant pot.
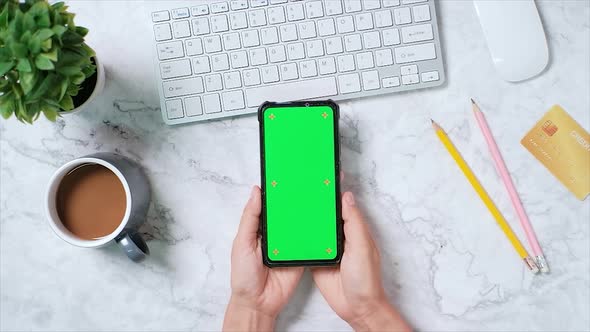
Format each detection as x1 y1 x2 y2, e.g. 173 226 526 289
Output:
60 55 105 115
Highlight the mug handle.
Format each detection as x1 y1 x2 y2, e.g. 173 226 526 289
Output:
116 231 149 262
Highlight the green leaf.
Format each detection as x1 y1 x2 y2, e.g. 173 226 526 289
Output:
19 71 36 94
10 42 28 58
52 25 66 37
0 61 14 76
16 57 31 72
23 12 36 31
41 47 58 61
59 78 68 99
41 38 52 51
27 35 41 53
42 106 58 121
71 71 85 85
0 93 15 119
56 65 79 76
35 28 54 41
35 53 54 70
61 30 83 45
59 94 73 111
75 26 88 37
29 73 54 100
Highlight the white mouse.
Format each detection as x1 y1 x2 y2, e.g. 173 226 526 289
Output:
474 0 549 82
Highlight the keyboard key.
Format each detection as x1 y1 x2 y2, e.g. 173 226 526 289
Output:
152 11 170 22
336 16 354 34
223 32 241 50
249 48 268 65
192 18 210 35
154 23 172 41
338 73 361 93
165 99 184 119
211 2 229 13
383 0 400 7
231 0 249 10
402 23 433 43
325 36 343 54
363 31 381 49
185 38 204 55
362 0 380 10
204 35 223 53
243 68 261 86
382 76 400 87
382 28 400 46
300 60 318 77
269 45 287 62
305 1 324 18
230 51 249 68
375 49 394 66
270 0 288 4
211 15 229 32
242 30 260 47
222 90 245 110
287 42 305 60
160 59 191 79
355 13 373 31
267 7 286 24
421 70 440 82
362 70 380 90
286 3 305 21
298 21 317 39
212 53 230 71
191 5 209 16
205 74 224 91
261 27 279 44
413 4 431 22
356 52 374 69
344 34 362 52
394 7 411 25
374 10 393 27
402 0 427 4
261 65 280 83
248 9 267 27
325 1 343 16
251 0 269 7
230 12 248 29
157 41 184 60
245 77 337 107
185 96 203 117
172 21 191 38
400 64 418 75
223 71 242 88
306 40 324 57
171 8 190 19
318 18 336 36
337 54 355 72
318 57 337 75
163 77 204 97
402 74 419 85
192 56 211 74
203 94 222 113
394 42 436 63
280 63 299 80
344 0 362 13
280 24 298 42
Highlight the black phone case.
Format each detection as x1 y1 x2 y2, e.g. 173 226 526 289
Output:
258 100 344 268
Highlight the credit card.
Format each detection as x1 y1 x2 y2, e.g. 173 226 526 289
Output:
521 105 590 200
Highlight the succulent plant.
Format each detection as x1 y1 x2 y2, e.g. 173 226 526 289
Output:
0 0 96 123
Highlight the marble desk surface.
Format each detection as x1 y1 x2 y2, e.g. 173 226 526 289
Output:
1 1 589 331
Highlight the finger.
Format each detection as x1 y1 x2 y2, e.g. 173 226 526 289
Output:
235 186 262 245
341 192 374 247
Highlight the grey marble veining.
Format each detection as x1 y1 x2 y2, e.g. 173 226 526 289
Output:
1 1 589 331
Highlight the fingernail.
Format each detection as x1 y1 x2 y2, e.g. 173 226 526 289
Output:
344 192 355 206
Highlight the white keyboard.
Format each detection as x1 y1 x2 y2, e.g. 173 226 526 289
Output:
149 0 445 125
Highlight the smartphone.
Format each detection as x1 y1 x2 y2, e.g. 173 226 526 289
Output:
258 100 343 267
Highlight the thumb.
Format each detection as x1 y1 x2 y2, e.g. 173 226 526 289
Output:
235 186 262 245
341 192 374 248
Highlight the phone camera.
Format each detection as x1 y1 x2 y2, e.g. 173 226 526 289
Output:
305 102 310 107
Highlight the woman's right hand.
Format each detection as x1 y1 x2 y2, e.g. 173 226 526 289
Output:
311 192 412 331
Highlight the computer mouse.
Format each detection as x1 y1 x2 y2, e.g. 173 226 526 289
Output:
474 0 549 82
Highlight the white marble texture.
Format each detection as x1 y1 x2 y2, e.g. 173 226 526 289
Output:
1 0 589 331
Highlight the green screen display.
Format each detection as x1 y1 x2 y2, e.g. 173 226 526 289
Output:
262 105 338 262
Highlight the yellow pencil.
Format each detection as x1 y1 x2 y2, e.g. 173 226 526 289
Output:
431 120 539 273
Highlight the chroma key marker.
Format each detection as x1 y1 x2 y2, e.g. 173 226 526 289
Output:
324 179 330 186
269 113 276 120
272 248 279 255
321 111 328 119
271 180 277 187
325 248 332 254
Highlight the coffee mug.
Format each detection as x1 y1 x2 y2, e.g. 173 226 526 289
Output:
46 153 151 262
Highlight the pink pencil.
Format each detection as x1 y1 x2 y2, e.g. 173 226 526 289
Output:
471 99 549 273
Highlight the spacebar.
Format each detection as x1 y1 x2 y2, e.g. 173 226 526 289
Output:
245 77 338 108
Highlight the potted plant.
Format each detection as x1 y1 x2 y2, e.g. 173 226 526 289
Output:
0 0 104 123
